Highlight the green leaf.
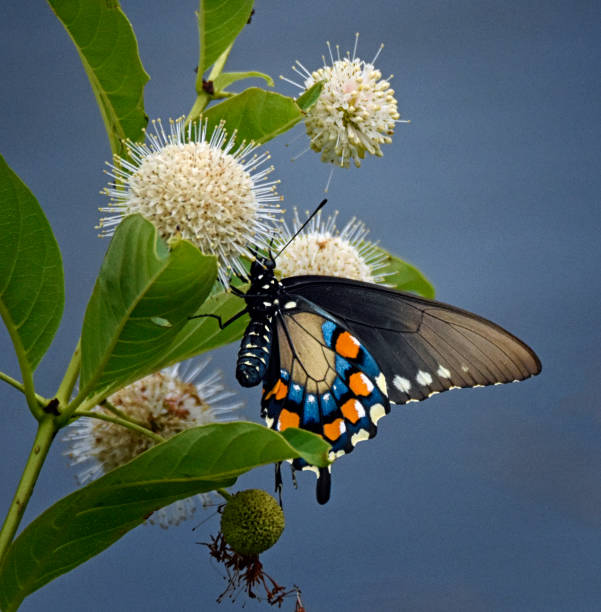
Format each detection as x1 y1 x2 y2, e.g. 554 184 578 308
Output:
296 81 324 112
79 215 216 402
198 0 254 76
158 290 248 368
213 70 274 92
0 422 329 610
0 155 64 372
378 248 435 298
48 0 149 154
203 87 307 144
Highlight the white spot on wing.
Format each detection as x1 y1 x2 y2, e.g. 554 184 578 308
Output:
393 375 411 393
353 401 366 419
370 403 386 424
303 465 320 476
416 370 433 386
284 301 297 310
376 373 388 395
351 429 370 445
437 364 451 378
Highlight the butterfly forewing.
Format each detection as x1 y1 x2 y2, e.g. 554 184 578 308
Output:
281 276 541 405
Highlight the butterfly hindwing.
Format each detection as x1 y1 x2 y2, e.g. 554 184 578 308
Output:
281 276 541 405
261 298 390 475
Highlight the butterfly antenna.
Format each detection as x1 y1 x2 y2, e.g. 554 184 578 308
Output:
273 198 327 260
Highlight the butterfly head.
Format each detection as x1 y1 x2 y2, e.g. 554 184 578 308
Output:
249 254 276 279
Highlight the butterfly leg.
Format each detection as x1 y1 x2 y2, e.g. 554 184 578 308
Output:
188 307 248 329
274 462 283 507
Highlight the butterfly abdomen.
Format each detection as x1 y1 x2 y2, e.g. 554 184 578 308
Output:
236 317 272 388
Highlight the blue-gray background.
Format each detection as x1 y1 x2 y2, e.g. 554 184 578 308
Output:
1 1 600 610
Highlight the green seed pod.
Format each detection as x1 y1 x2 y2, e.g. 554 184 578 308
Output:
220 489 285 556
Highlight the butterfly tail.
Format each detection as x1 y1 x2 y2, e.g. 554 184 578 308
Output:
316 467 331 505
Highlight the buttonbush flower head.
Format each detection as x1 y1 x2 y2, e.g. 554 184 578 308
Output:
220 489 285 556
64 360 242 528
99 118 282 286
282 34 406 177
274 207 388 283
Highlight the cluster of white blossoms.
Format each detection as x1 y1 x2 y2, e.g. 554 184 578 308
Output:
275 208 389 283
64 361 242 528
283 34 405 172
99 118 282 286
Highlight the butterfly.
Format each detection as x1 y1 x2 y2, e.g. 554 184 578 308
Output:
228 255 541 504
200 203 542 504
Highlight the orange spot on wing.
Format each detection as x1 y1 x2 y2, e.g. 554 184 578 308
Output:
349 372 373 396
264 379 281 400
323 418 344 441
341 399 364 424
335 331 360 359
278 409 300 431
275 381 288 401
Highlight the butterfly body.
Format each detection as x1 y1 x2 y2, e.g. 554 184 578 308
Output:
235 256 541 504
236 259 279 387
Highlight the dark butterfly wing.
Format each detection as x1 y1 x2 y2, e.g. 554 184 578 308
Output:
281 276 541 405
260 297 390 503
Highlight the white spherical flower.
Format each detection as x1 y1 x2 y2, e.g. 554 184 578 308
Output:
282 34 407 174
99 118 282 286
274 208 388 284
64 360 243 528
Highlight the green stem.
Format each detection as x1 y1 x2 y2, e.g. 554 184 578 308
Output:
0 304 42 418
0 370 47 406
186 92 212 124
56 339 81 407
216 488 233 502
187 42 234 123
74 410 165 444
0 370 25 394
207 42 233 81
101 398 148 429
0 417 56 563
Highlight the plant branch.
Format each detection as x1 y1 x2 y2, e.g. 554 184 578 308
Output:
0 417 56 564
208 42 233 81
55 339 81 407
100 398 149 428
0 371 47 406
188 42 235 123
216 488 233 502
0 302 43 419
73 409 165 444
